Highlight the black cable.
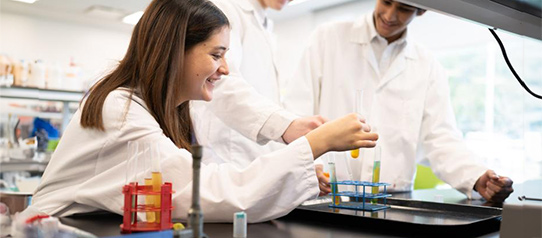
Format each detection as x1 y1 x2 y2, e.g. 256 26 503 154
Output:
488 28 542 100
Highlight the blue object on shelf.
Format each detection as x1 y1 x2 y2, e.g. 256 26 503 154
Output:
32 117 59 139
328 180 391 211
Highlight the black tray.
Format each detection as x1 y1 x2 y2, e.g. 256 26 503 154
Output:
283 197 502 237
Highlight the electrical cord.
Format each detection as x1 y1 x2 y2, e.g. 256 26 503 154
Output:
489 28 542 100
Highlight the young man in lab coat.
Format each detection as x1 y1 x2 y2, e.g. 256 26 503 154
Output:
191 0 322 169
284 0 514 202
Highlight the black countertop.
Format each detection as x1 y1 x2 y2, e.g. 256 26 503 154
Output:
59 180 542 238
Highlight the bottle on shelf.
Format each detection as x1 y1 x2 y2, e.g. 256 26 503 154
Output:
47 62 63 90
64 57 82 91
13 60 29 87
0 54 14 87
28 60 46 88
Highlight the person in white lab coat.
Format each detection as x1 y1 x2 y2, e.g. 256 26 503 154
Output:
191 0 306 169
31 0 378 223
284 0 513 202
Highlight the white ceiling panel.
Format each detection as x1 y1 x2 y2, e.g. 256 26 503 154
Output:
0 0 356 29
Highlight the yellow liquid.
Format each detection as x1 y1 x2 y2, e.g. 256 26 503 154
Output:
325 172 341 205
371 161 381 204
331 183 341 205
350 149 359 159
152 172 162 222
144 178 156 223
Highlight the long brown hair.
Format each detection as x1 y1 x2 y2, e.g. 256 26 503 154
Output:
80 0 229 151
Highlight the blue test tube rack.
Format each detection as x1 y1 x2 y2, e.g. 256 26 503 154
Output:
329 180 391 211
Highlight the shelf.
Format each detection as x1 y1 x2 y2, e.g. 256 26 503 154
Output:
1 107 63 119
0 86 84 130
0 86 84 103
0 160 48 172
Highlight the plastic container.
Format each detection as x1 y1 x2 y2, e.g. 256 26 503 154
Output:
28 60 46 88
233 211 247 238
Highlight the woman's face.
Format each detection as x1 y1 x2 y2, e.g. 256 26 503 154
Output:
180 26 230 104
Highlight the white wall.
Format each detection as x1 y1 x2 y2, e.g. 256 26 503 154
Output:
271 0 542 182
272 0 533 86
273 0 374 86
0 12 132 86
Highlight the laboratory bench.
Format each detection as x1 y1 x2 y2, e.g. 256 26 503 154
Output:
59 180 541 238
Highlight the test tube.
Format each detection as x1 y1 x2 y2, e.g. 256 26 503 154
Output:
341 152 355 194
149 142 162 222
351 89 364 159
328 158 341 206
125 141 138 224
142 143 155 223
371 145 381 204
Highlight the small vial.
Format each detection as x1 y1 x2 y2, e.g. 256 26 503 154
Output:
233 211 247 238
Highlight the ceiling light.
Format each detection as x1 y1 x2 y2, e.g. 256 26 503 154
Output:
122 11 144 25
85 6 125 20
10 0 39 3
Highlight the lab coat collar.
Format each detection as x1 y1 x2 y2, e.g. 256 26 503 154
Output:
238 0 272 31
248 0 266 18
350 13 417 60
237 0 255 12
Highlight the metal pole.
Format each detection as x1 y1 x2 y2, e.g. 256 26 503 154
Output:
188 145 204 238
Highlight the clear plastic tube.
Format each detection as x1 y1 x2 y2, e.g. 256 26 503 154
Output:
350 89 364 159
371 145 381 204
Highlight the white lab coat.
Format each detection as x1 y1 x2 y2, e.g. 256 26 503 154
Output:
191 0 287 169
283 14 487 198
31 89 319 222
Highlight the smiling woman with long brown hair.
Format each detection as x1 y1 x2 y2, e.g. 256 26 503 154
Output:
30 0 378 222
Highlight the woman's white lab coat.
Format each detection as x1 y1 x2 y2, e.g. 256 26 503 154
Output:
31 89 319 222
283 14 487 198
191 0 288 169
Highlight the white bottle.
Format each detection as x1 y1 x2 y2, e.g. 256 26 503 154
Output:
28 60 46 88
13 60 29 87
64 58 82 91
47 62 63 90
0 55 8 86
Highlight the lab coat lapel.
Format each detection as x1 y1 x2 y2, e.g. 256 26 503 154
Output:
377 42 417 90
349 17 381 79
378 51 406 90
239 1 280 90
364 44 381 79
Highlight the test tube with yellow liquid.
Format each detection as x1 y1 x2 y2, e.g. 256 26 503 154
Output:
351 89 364 159
371 146 381 204
149 142 162 223
143 144 155 223
328 160 341 206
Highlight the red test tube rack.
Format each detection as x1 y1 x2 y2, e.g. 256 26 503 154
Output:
120 182 174 233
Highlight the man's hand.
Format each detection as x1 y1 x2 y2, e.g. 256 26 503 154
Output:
315 164 331 196
282 115 327 144
474 170 514 203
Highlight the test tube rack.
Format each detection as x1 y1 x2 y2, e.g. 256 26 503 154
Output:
120 182 174 233
329 180 391 211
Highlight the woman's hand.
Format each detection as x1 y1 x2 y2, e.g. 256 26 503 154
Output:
305 113 378 159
